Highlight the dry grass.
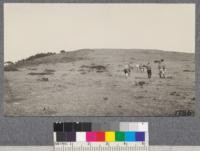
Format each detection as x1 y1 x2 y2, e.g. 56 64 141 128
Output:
4 49 195 116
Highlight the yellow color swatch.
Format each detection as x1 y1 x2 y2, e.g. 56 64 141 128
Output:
105 131 115 142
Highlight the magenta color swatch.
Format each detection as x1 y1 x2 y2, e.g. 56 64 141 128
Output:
86 132 96 142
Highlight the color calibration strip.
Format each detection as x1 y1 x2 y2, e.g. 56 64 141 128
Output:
53 122 148 151
55 131 145 142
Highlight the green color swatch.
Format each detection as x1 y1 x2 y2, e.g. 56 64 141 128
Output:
115 132 125 141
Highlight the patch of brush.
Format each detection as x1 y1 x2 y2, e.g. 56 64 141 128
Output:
4 65 19 72
134 81 147 88
80 71 87 75
28 72 54 75
103 97 108 100
183 69 194 72
135 96 145 99
28 68 55 76
169 91 180 96
80 64 107 73
166 76 173 79
27 67 37 71
37 77 49 82
44 69 55 73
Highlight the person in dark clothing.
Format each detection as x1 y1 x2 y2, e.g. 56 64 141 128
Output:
145 62 152 79
124 64 131 78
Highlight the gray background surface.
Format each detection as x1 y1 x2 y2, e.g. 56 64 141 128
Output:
0 0 199 146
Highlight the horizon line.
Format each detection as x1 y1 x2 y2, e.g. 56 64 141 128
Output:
4 48 195 63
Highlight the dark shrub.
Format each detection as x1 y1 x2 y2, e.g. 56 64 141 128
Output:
4 65 18 71
183 69 194 72
80 64 107 73
44 69 55 73
15 52 56 67
37 77 49 82
60 50 66 53
28 72 54 75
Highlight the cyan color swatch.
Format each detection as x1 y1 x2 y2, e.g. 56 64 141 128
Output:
125 132 136 142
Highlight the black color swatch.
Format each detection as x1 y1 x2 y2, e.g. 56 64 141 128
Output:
56 132 66 142
66 132 76 142
54 122 64 132
74 122 82 131
64 122 75 132
55 122 92 132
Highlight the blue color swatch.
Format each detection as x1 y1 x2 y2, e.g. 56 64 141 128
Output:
136 132 145 141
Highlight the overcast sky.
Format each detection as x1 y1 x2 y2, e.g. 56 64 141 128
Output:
4 3 195 62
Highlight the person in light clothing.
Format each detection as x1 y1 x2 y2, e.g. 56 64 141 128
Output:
158 59 166 78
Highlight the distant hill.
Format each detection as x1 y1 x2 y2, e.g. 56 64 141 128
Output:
11 49 194 68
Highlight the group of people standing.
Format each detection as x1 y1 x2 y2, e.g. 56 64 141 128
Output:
123 59 166 79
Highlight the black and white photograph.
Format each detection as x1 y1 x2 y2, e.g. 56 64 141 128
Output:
4 3 195 116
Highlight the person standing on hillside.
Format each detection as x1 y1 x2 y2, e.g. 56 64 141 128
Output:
145 62 152 79
158 59 166 78
124 64 131 78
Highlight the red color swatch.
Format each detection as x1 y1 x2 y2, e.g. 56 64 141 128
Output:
96 132 105 141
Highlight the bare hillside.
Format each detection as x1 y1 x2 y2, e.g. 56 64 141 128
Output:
4 49 195 116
